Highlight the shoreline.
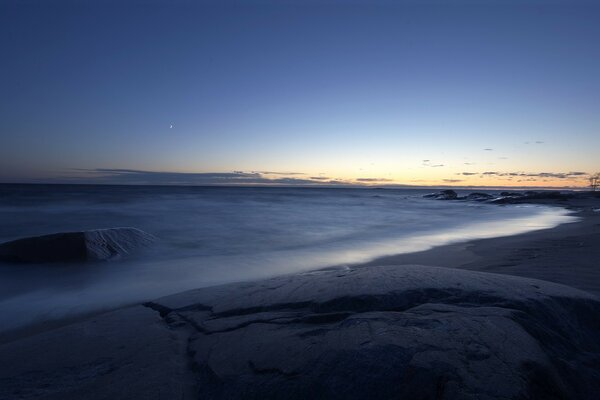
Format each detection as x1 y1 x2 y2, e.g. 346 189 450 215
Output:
355 197 600 296
1 194 600 398
2 196 599 345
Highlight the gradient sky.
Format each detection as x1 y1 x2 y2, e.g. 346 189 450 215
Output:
1 0 599 187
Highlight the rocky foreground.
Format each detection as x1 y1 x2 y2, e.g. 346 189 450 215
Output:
1 264 599 400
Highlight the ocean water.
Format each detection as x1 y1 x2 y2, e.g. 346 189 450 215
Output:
0 184 577 332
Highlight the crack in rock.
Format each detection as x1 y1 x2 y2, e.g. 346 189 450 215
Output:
139 265 600 399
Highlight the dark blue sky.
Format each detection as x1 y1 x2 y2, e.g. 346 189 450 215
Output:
1 0 599 187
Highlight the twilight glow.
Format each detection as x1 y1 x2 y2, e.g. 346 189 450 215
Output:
1 0 599 188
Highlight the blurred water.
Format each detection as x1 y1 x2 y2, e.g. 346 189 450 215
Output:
0 184 577 332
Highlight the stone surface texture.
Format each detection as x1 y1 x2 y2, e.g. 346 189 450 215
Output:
1 264 599 399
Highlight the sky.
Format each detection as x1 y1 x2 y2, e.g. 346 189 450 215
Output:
1 0 599 188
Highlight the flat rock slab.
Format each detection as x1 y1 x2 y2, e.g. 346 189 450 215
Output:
1 265 600 399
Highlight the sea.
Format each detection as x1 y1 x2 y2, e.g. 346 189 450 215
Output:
0 184 577 333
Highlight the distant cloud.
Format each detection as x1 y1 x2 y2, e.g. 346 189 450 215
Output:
422 160 444 167
253 171 305 176
356 178 393 182
462 171 588 180
535 141 544 144
66 169 354 186
483 148 493 151
443 179 463 183
463 162 475 165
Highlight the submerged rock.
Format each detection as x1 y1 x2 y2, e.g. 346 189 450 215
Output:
0 227 155 263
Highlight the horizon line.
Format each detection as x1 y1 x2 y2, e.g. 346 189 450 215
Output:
0 181 591 191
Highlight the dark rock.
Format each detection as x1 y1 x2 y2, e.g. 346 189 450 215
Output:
526 191 572 200
490 191 573 204
500 191 524 197
423 190 458 200
465 192 494 201
0 227 155 263
1 265 599 399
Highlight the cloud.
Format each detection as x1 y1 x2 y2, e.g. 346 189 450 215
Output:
422 160 444 167
253 171 305 175
356 178 393 182
464 171 588 180
535 141 544 144
443 179 463 183
65 169 352 186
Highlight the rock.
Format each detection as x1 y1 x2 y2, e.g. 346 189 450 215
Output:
0 306 196 400
465 192 494 201
490 191 573 204
3 265 595 399
0 227 155 263
523 191 570 199
423 189 459 200
145 265 600 399
500 191 524 197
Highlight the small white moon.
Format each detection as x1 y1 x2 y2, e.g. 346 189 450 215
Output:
170 124 173 129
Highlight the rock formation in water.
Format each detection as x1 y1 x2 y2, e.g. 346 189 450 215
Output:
423 190 580 204
465 192 494 201
0 227 155 263
1 264 598 399
423 189 459 200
